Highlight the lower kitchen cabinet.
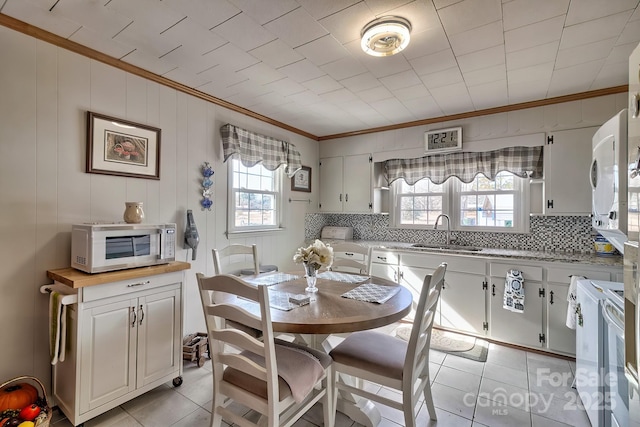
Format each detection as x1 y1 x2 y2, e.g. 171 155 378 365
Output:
489 263 544 349
46 263 188 426
440 270 487 335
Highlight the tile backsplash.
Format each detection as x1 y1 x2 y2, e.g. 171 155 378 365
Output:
305 213 595 253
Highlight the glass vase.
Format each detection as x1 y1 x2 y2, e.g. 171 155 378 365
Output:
303 262 318 293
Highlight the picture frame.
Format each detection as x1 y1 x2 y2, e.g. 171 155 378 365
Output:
291 166 312 192
86 111 161 180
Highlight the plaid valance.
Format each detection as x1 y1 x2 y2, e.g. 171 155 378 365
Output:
384 146 544 185
220 124 302 177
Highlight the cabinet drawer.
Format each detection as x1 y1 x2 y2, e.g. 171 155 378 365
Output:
402 253 485 275
546 266 611 283
371 250 399 265
490 263 542 282
81 271 183 302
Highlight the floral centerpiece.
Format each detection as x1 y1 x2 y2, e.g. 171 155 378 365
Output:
293 239 333 292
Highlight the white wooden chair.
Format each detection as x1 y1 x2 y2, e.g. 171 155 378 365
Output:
212 244 259 276
328 262 447 426
196 273 334 427
328 242 372 275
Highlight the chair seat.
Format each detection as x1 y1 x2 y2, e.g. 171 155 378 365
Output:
223 339 332 402
329 330 407 381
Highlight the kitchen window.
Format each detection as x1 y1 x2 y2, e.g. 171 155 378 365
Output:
392 171 529 232
228 159 283 232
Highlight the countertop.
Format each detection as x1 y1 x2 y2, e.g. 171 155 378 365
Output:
326 240 623 267
47 261 191 288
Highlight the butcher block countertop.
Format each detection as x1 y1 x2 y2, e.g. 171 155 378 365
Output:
47 261 191 289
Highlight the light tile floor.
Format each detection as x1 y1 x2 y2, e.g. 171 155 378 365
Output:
49 334 591 427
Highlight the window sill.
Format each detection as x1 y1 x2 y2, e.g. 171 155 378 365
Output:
226 227 285 238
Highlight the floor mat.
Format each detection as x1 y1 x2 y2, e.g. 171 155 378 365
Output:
396 327 489 362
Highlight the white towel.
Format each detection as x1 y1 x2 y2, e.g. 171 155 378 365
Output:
503 269 525 313
49 291 67 365
566 275 584 329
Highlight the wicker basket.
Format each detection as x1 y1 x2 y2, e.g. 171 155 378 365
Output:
0 375 52 427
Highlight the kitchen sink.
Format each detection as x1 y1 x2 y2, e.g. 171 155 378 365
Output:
412 243 483 252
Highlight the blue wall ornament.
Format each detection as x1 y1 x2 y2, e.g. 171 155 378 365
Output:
201 162 214 211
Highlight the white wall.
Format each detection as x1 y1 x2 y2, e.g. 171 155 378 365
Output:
0 27 319 385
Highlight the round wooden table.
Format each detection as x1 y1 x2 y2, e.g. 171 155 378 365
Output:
239 272 413 427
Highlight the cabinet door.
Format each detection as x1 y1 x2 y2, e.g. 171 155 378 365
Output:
319 156 343 212
440 271 486 335
343 154 372 213
370 263 399 283
544 127 598 215
79 298 137 413
400 265 436 322
136 287 182 387
489 279 544 348
546 282 575 355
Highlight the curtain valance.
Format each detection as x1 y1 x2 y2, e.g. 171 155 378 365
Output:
220 124 302 177
384 146 543 185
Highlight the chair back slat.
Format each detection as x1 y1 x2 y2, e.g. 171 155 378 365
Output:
207 303 263 332
329 242 372 275
218 353 268 382
210 328 264 355
213 244 260 275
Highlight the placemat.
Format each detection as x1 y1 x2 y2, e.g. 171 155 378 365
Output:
269 290 306 311
317 271 368 284
244 273 300 287
341 283 401 304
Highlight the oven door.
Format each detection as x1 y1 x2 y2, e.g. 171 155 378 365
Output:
603 299 629 427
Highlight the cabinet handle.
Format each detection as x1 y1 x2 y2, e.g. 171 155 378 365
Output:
393 270 398 282
139 305 144 325
549 291 554 305
127 280 150 288
345 194 349 202
442 280 446 290
492 284 495 296
339 194 342 202
377 256 387 261
345 252 354 257
131 307 137 328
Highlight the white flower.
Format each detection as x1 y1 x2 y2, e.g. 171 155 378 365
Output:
293 239 334 270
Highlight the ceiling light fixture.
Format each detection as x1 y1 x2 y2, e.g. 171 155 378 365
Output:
360 16 412 57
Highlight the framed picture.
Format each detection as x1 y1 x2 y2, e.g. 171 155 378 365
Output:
291 166 311 192
86 111 161 180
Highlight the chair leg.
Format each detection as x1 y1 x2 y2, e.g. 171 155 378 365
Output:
330 367 339 427
323 366 335 427
423 382 437 421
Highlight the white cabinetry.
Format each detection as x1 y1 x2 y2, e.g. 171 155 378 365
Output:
489 263 544 348
47 264 188 426
543 127 598 215
320 154 380 213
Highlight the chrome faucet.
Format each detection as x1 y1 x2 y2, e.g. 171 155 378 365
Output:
434 214 452 245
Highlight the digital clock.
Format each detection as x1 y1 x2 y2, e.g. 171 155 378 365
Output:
424 127 462 154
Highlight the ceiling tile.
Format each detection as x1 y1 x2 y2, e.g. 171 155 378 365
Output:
401 26 451 60
420 66 464 89
294 35 350 66
159 17 226 55
248 39 304 68
239 62 286 85
457 45 505 73
319 88 360 103
508 79 552 104
508 62 554 85
547 59 606 96
591 61 629 89
371 97 415 122
502 0 569 31
198 64 248 88
463 64 506 86
438 0 502 35
429 81 474 114
449 20 504 56
201 42 260 72
278 59 326 83
379 69 423 91
320 56 368 80
340 72 382 92
402 95 444 118
468 79 508 109
504 15 564 53
68 26 133 59
286 90 323 106
555 37 617 69
113 24 181 58
357 49 413 78
560 11 633 50
506 41 559 71
121 49 177 76
357 85 394 103
163 66 213 88
297 0 361 20
606 41 640 64
364 0 416 15
228 0 299 24
162 0 240 29
1 0 79 38
617 17 640 45
409 49 457 76
211 13 276 51
105 0 184 34
566 0 639 25
393 83 432 101
264 7 328 48
302 75 344 94
264 78 306 96
382 0 441 34
318 2 376 44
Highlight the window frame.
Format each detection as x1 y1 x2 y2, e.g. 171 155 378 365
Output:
390 172 530 233
227 159 285 234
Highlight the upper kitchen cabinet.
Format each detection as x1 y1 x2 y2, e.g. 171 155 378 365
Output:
542 127 598 215
319 154 388 213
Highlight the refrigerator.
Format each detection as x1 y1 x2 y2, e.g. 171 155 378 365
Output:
625 41 640 427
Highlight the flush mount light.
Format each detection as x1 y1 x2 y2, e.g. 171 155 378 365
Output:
360 16 412 57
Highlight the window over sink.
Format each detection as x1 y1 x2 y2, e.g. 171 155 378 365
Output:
391 171 529 233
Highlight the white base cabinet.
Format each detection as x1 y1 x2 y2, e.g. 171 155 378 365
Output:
47 265 187 426
371 249 622 356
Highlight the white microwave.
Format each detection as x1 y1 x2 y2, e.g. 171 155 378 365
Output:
71 223 176 273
